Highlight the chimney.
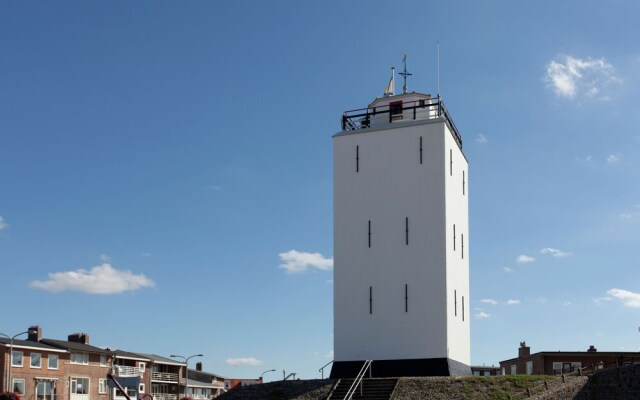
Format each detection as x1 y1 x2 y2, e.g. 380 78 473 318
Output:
68 333 90 344
587 345 597 352
196 362 203 372
518 341 530 357
28 326 42 342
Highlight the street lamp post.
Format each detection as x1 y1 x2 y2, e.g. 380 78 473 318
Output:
170 354 203 400
260 369 276 381
0 331 29 393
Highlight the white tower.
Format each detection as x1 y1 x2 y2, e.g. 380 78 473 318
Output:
331 84 470 377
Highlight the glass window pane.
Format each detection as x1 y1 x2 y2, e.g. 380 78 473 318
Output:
49 354 59 369
12 351 23 366
31 352 42 367
13 379 26 395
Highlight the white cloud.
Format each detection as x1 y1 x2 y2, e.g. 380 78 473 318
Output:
475 311 491 319
29 263 154 294
476 134 487 144
506 299 520 305
0 216 8 230
225 357 264 366
607 288 640 308
100 254 111 262
516 255 536 264
503 267 514 273
593 297 613 305
544 55 619 100
563 301 572 306
540 247 572 258
607 154 620 164
278 250 333 273
481 299 498 305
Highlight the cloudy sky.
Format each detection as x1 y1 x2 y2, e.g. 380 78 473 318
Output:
1 1 639 379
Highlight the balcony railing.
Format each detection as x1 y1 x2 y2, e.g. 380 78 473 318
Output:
151 394 178 400
151 372 179 382
341 97 463 149
113 365 144 376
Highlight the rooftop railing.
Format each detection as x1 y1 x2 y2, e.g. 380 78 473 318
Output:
341 97 462 149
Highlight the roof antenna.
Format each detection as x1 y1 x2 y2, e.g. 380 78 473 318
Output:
399 54 412 94
437 43 440 98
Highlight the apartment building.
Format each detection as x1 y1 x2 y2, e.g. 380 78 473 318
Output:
134 354 184 400
187 363 225 398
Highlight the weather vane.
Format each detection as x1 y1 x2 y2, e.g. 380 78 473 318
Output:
399 54 412 94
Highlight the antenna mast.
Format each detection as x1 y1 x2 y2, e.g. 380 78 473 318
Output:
437 43 440 98
399 54 412 94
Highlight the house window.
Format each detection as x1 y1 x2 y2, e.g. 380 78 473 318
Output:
511 365 516 375
31 352 42 368
12 351 23 367
48 354 59 369
138 362 145 372
71 377 90 395
71 352 89 365
139 384 145 393
99 379 107 394
526 361 533 375
13 379 26 395
100 354 107 366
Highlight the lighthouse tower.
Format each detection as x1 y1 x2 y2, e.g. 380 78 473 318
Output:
330 72 470 378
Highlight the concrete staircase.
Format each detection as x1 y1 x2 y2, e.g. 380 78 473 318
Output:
327 378 398 400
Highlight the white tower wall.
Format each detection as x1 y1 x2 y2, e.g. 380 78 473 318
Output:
332 93 470 376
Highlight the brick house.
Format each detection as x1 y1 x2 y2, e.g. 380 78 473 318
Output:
1 326 112 400
499 341 640 375
134 354 184 400
111 351 151 400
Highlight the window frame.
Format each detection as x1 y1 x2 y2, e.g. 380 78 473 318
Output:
99 379 107 394
526 361 533 375
71 377 90 395
70 352 89 365
12 351 24 367
48 354 59 370
31 352 42 368
13 379 26 395
100 354 107 366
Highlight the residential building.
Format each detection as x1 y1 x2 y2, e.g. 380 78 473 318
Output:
500 342 640 375
111 351 151 400
470 365 501 376
0 326 113 400
135 354 184 400
186 363 225 398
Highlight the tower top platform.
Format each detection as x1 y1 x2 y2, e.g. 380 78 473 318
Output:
339 92 463 149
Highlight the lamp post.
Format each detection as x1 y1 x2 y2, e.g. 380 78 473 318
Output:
260 369 276 382
0 331 29 393
170 354 203 399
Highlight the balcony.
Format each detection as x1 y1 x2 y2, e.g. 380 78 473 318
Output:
341 97 463 149
151 394 178 400
113 365 144 377
151 372 179 383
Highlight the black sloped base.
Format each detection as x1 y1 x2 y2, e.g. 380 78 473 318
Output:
329 358 471 378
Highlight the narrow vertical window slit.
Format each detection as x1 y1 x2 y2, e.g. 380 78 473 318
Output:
405 217 409 245
405 284 408 312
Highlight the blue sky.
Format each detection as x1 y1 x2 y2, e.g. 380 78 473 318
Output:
1 1 639 380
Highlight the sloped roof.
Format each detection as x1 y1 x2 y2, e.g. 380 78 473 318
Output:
133 353 185 366
0 338 66 353
41 338 110 354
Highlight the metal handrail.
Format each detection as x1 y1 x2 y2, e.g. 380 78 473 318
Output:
343 360 371 400
340 97 463 149
319 360 333 379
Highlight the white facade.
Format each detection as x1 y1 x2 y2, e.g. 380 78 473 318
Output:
333 92 470 368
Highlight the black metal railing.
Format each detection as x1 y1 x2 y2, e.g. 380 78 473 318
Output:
340 97 463 149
